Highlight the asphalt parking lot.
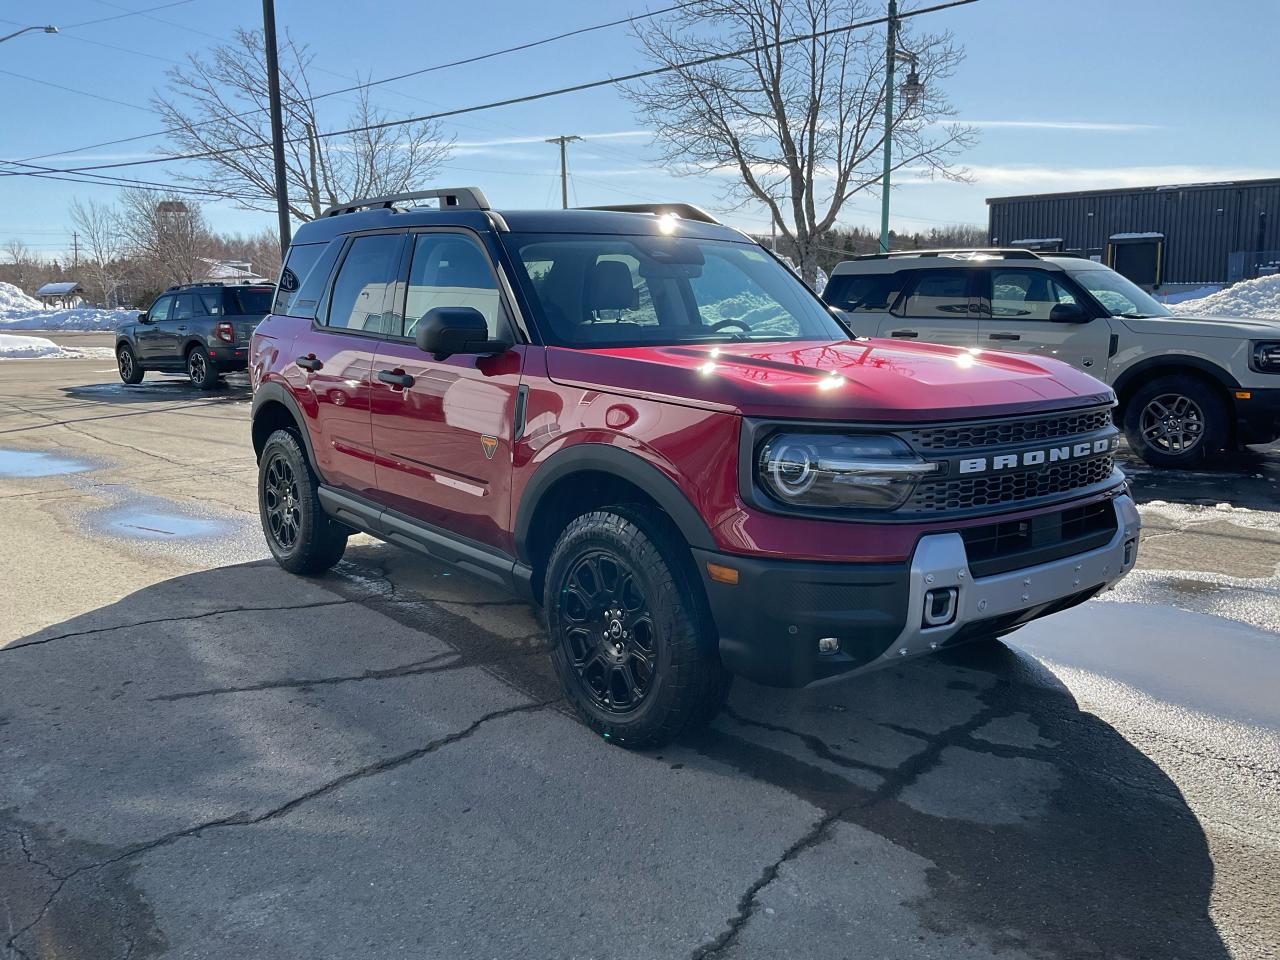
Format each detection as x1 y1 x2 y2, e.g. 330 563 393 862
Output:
2 351 1278 960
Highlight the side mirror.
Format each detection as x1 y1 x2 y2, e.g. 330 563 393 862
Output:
137 312 151 324
1050 302 1088 323
414 307 509 360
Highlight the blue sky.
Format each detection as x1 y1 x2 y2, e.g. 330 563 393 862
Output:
1 0 1277 262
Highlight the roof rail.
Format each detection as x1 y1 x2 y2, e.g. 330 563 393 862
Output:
577 203 721 225
164 279 271 291
853 248 1043 261
323 187 490 218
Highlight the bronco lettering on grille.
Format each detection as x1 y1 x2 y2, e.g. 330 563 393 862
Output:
958 437 1116 475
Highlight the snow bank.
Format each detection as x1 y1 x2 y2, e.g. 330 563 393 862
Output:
0 333 115 360
1174 274 1280 319
0 281 139 331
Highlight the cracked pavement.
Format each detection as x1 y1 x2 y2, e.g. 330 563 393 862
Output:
1 352 1278 959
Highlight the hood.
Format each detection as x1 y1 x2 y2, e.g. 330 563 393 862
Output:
1119 314 1280 338
545 339 1113 422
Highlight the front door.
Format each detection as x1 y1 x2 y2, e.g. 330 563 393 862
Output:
977 267 1114 376
369 230 523 553
878 268 980 347
136 294 173 361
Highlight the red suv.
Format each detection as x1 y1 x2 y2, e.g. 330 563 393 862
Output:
250 188 1140 747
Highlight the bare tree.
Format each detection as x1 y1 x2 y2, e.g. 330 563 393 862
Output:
629 0 974 281
3 239 34 290
69 198 127 306
118 190 211 290
152 29 454 224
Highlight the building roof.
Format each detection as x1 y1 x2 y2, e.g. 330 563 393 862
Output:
36 281 81 296
986 176 1280 204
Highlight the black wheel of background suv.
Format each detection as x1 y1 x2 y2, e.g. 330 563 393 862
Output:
1123 374 1228 468
258 429 348 575
116 343 144 384
186 345 220 390
544 504 731 749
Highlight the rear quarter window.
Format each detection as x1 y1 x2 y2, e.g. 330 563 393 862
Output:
273 241 342 318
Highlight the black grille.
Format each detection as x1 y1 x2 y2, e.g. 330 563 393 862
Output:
960 499 1119 578
903 406 1114 451
906 455 1115 513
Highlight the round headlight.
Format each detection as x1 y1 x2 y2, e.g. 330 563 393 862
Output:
756 432 936 510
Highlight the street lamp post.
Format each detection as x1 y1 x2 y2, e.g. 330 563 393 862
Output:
878 0 923 253
0 25 58 44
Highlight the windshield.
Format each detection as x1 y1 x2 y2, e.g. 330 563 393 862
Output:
1065 265 1170 319
501 233 848 347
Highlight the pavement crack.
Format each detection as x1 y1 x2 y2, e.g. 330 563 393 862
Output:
1 599 352 653
722 708 892 776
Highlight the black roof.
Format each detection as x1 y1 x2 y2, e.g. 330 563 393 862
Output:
986 176 1280 205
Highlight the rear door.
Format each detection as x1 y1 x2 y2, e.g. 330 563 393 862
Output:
368 229 523 553
977 267 1114 375
881 269 980 347
290 231 406 496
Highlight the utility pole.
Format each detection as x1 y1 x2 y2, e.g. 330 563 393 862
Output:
72 232 79 270
262 0 291 256
546 135 581 209
879 0 924 254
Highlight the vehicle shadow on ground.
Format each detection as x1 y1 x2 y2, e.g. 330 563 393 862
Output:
0 553 1230 960
61 375 253 406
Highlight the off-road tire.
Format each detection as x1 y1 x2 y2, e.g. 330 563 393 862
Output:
1123 374 1228 468
544 504 731 749
117 343 144 384
186 344 220 390
258 429 347 575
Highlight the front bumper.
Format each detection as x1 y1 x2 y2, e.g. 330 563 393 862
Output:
696 494 1141 687
1233 387 1280 445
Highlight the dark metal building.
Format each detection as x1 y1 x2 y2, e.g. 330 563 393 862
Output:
987 177 1280 288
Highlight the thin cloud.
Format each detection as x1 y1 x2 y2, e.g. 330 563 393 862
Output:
899 164 1280 192
450 130 650 155
950 119 1162 132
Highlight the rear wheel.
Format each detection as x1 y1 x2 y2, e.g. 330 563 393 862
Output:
186 345 220 390
117 343 144 384
1123 374 1228 468
544 505 731 749
258 429 347 574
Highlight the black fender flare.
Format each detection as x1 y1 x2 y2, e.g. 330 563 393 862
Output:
513 443 717 564
1112 356 1240 405
250 381 317 466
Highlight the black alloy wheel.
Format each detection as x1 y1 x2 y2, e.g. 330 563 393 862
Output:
255 429 348 574
117 344 143 384
262 452 301 551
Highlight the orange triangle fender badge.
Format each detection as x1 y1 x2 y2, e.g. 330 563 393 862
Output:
480 435 499 460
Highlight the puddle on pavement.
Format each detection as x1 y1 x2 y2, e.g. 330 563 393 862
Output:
0 448 94 478
97 507 229 540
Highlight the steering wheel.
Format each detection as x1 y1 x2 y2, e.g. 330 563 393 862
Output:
708 318 751 334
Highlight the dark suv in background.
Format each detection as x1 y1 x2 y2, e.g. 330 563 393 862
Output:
116 282 274 388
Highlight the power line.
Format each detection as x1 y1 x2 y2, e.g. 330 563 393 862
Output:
4 1 704 168
0 69 157 113
1 0 980 181
62 0 198 30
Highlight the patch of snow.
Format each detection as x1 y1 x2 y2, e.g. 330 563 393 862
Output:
1156 284 1222 305
1109 232 1164 240
0 280 138 330
1173 274 1280 319
0 333 115 360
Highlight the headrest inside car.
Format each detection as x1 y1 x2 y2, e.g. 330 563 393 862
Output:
586 260 639 312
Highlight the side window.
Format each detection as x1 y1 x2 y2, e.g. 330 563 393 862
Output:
404 233 502 339
199 292 224 316
148 296 173 322
823 272 906 312
324 234 403 334
275 242 332 316
170 294 195 321
990 269 1078 321
898 270 972 318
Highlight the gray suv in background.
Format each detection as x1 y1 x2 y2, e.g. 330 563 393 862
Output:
115 282 273 389
823 250 1280 468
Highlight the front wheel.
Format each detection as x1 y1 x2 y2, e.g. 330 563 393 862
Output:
187 345 220 390
117 344 144 384
1123 375 1228 468
258 429 348 574
544 505 730 749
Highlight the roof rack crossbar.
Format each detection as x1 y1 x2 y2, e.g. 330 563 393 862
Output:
853 247 1042 261
323 187 490 218
577 203 721 225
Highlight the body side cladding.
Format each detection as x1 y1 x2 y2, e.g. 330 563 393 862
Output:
1112 354 1240 402
250 380 317 466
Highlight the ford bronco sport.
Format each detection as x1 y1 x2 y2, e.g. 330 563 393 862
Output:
823 249 1280 468
116 281 273 388
250 189 1140 748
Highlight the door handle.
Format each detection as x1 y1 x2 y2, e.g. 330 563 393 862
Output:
295 355 323 371
378 369 415 388
176 325 188 332
889 330 918 338
988 333 1021 341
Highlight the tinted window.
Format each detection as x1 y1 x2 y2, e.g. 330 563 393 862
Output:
274 242 325 316
198 291 224 315
228 287 274 316
503 233 843 347
148 296 173 321
403 233 501 339
170 294 196 321
325 234 402 333
899 270 971 318
823 272 906 312
989 269 1077 321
